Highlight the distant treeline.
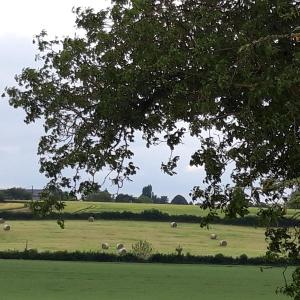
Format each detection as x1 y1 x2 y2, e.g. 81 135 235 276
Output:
0 249 298 266
0 188 32 201
0 209 298 227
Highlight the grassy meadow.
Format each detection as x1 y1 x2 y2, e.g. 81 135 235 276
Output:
1 201 298 218
0 259 290 300
0 220 267 256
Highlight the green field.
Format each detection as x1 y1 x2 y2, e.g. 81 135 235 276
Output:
0 259 290 300
0 220 267 256
1 201 298 218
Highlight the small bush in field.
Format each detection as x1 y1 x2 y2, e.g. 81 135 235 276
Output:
132 240 153 259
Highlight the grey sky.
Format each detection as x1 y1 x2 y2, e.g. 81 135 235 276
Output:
0 0 216 200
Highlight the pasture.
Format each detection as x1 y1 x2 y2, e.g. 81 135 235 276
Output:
0 220 267 256
0 201 298 218
0 259 290 300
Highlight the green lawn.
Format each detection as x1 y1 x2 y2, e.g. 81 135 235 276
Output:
0 260 290 300
0 220 267 256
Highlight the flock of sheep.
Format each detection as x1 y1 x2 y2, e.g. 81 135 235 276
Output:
0 218 10 231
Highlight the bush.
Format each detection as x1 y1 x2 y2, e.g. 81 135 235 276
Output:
132 240 153 259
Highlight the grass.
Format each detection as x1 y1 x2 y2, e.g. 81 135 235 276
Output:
0 220 267 256
1 201 298 218
0 202 27 211
0 259 291 300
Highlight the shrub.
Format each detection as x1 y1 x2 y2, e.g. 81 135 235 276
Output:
132 240 153 259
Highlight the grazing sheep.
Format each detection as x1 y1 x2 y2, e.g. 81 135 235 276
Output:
118 248 127 255
116 243 124 250
88 216 94 222
3 224 10 231
170 222 177 228
0 218 4 224
210 233 217 240
101 243 109 250
219 240 227 247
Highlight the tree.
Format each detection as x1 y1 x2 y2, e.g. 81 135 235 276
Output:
84 189 112 202
4 1 300 297
4 188 32 200
0 191 5 202
287 190 300 209
115 193 135 203
135 195 153 203
142 185 153 199
171 195 188 205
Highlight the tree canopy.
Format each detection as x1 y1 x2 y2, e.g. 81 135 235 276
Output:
171 194 188 205
3 0 300 297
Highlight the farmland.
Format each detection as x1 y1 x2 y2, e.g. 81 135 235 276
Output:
0 259 290 300
0 201 299 218
0 220 267 256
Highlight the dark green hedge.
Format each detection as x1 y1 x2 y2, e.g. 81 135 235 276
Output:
0 209 298 227
0 249 297 266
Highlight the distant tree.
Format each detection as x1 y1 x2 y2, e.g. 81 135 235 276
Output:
287 190 300 209
142 185 153 199
4 188 32 200
153 195 169 204
160 196 169 204
115 193 135 203
0 191 5 202
135 195 153 204
85 189 112 202
171 195 188 205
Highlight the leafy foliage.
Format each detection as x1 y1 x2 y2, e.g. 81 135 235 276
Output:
3 0 300 297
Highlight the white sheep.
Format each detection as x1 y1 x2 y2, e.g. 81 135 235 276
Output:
118 247 127 255
88 216 94 222
170 222 177 228
0 218 4 224
101 243 109 250
210 233 217 240
116 243 124 250
219 240 227 247
3 224 10 231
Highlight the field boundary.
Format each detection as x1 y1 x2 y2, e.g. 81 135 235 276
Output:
0 209 297 227
0 249 298 266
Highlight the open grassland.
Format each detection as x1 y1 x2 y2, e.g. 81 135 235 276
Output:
0 202 26 211
0 259 290 300
0 220 267 256
1 201 298 218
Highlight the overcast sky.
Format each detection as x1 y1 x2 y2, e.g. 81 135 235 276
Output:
0 0 225 200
